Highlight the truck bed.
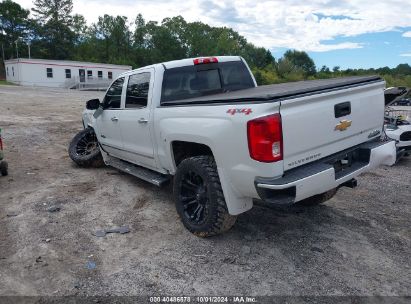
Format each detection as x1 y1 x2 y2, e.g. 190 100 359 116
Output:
161 76 383 106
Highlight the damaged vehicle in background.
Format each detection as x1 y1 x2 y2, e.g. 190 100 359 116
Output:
69 56 396 237
384 87 411 162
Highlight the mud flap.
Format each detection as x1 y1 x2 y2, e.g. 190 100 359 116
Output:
369 140 396 168
217 167 253 215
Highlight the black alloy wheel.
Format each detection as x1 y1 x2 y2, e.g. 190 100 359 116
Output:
180 170 209 225
173 156 237 237
68 128 104 168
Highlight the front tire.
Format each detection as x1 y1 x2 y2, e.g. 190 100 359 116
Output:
173 156 237 237
68 128 104 168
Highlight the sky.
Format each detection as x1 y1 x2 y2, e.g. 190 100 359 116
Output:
14 0 411 70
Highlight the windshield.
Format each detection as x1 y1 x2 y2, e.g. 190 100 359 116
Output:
161 60 255 104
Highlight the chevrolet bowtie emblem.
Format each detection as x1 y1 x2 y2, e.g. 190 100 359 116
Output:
335 120 352 131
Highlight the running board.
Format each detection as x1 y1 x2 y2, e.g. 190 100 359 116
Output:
105 157 170 187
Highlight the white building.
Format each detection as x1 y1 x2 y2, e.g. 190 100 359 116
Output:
4 58 132 89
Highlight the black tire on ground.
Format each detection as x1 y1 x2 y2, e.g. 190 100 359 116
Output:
0 161 8 176
68 128 104 168
296 188 338 206
173 155 237 237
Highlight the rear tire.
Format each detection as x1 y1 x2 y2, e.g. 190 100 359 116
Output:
68 128 104 168
297 188 337 206
0 161 8 176
173 156 237 237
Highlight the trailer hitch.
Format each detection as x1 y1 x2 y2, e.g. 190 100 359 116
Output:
339 178 358 189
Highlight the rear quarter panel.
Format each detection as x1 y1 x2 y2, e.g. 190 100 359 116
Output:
154 102 283 214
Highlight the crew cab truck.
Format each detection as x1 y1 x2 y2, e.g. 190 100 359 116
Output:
69 56 396 237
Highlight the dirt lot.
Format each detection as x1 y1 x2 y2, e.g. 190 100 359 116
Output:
0 85 410 297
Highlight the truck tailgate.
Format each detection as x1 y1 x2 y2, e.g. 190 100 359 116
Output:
280 79 386 171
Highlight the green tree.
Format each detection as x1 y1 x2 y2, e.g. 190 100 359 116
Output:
108 16 131 63
31 0 74 59
276 57 304 80
141 19 187 63
0 0 30 59
3 6 411 88
394 64 411 76
184 22 212 56
94 15 113 61
32 0 73 23
134 14 146 48
283 49 316 77
72 14 87 43
242 45 275 69
320 65 330 73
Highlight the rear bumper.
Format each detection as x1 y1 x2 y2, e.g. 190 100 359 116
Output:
255 140 396 205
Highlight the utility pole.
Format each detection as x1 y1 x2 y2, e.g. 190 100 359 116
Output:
27 41 31 59
15 40 19 58
1 43 4 60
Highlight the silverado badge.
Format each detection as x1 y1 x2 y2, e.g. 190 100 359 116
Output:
335 119 352 131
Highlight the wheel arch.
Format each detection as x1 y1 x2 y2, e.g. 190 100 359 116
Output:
171 140 214 168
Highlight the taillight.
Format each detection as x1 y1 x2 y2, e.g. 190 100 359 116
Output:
247 113 283 162
193 57 218 65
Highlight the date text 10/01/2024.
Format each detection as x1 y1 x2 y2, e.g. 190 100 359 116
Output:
149 296 257 303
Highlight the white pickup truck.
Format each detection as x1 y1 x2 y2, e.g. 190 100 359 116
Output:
69 56 396 237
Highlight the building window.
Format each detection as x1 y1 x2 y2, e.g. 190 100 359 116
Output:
12 67 14 77
98 71 103 78
87 70 92 78
65 69 71 79
6 67 9 76
47 68 53 78
108 71 113 79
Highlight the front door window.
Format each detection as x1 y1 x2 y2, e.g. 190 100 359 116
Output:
103 77 125 109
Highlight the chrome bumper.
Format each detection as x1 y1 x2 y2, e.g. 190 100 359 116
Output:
255 140 396 204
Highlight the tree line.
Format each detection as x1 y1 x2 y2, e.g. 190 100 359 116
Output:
1 0 410 87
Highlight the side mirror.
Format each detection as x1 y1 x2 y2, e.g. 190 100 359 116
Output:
86 99 100 110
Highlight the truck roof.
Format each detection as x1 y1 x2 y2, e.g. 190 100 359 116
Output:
121 56 242 76
161 75 383 106
162 56 242 69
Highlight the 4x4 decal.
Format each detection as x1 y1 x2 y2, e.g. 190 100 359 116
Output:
226 108 253 115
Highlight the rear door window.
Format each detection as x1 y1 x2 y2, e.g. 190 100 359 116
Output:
161 61 254 104
125 73 151 108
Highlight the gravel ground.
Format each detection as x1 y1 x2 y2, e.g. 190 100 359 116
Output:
0 85 410 298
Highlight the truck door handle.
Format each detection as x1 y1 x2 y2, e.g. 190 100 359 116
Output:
335 102 351 118
138 118 148 124
111 117 119 122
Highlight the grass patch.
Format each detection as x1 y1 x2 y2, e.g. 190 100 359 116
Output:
0 80 16 85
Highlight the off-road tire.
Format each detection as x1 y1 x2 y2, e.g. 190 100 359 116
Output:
173 156 237 237
68 128 104 168
297 188 338 206
0 161 8 176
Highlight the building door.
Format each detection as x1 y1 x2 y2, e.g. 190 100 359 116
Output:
79 69 85 82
